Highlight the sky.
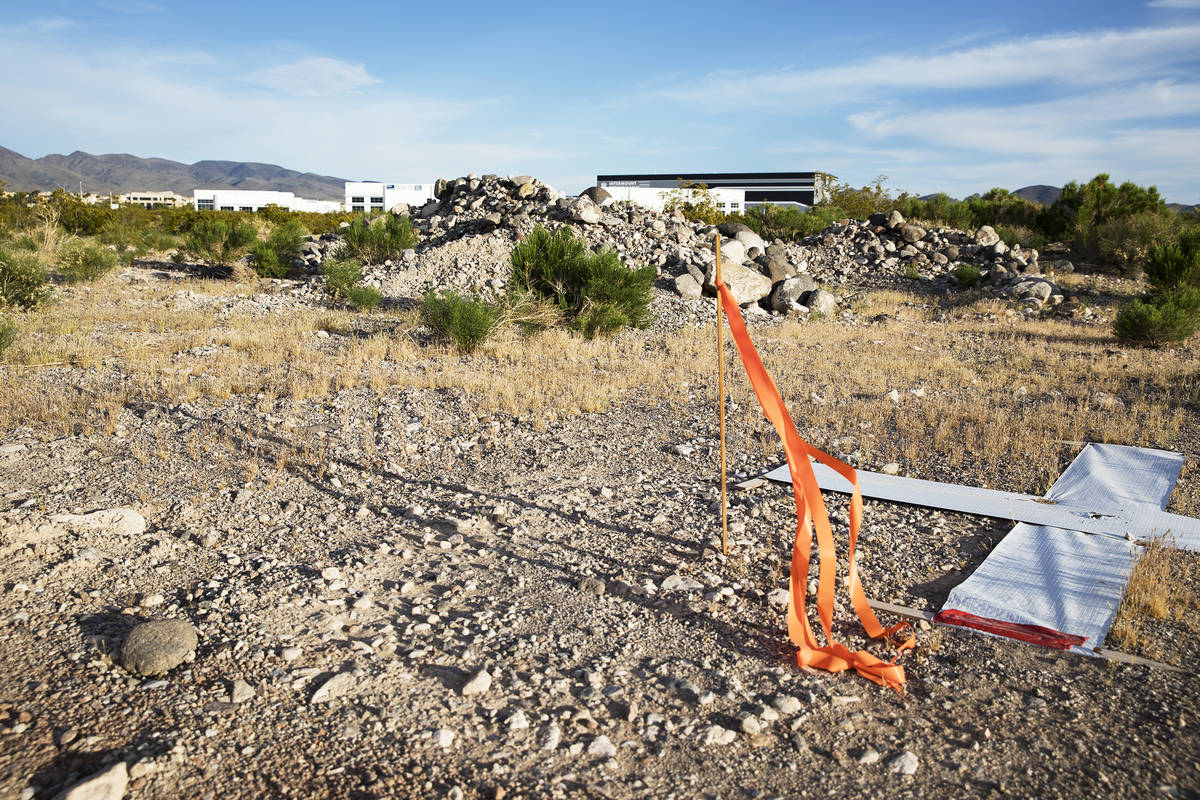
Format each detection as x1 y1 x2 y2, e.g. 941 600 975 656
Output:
1 0 1199 202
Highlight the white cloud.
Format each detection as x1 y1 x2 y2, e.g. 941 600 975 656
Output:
656 24 1200 108
247 57 381 97
1147 0 1200 8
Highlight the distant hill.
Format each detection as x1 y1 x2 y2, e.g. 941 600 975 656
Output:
0 146 348 200
1011 185 1061 205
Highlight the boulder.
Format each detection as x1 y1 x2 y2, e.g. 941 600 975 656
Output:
733 229 766 254
674 273 703 300
802 289 837 317
580 186 613 207
1013 278 1054 305
974 225 1000 246
714 238 746 265
900 224 927 244
567 197 601 225
768 275 817 313
759 253 791 283
887 210 905 230
120 620 198 677
717 222 755 238
433 178 452 199
706 261 774 306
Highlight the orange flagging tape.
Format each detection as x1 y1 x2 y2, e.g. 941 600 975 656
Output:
715 280 913 691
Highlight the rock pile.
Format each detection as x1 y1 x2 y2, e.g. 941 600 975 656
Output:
287 173 1077 320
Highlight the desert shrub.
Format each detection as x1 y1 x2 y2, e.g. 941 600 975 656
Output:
340 214 418 264
509 225 655 338
183 218 258 265
251 220 309 278
1057 174 1172 272
731 204 841 242
661 181 724 224
49 193 113 235
1144 241 1200 294
321 257 381 311
0 245 52 309
0 315 16 358
257 205 354 235
994 224 1047 251
59 241 120 283
1114 289 1199 347
821 175 908 221
1092 211 1180 274
954 263 982 288
420 289 499 352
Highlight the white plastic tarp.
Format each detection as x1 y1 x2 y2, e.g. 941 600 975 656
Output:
762 444 1199 551
941 443 1186 653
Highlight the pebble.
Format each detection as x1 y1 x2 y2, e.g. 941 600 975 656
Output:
587 735 617 758
119 620 197 677
434 729 455 748
539 724 561 751
740 716 762 735
310 671 355 704
578 577 606 596
771 695 803 715
857 747 881 764
51 761 127 800
661 574 703 592
231 679 255 704
767 588 789 608
506 709 529 731
888 750 920 775
139 593 164 608
281 646 302 662
702 725 737 746
461 668 492 696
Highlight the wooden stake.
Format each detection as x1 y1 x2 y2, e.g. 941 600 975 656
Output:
716 235 729 556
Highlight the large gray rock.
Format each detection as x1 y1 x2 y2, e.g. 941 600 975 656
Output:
1013 278 1054 305
759 253 791 283
674 273 703 300
717 222 755 238
974 225 1000 246
768 275 817 313
580 187 613 207
713 238 746 265
733 229 766 254
803 289 838 317
120 620 197 677
706 261 773 306
433 178 452 199
900 224 927 244
567 197 601 225
52 762 127 800
887 210 905 230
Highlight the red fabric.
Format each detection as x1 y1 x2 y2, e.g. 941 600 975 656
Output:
934 609 1088 650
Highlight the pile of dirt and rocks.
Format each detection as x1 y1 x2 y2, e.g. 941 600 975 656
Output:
284 173 1085 331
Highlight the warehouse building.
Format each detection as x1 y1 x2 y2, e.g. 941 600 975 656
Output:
596 172 817 213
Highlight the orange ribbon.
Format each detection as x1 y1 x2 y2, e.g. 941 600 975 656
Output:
715 280 913 691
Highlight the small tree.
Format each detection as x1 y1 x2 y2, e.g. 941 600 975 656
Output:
341 214 418 264
660 181 723 224
251 220 309 278
183 218 258 265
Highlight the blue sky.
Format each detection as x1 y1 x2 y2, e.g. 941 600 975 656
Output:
2 0 1199 202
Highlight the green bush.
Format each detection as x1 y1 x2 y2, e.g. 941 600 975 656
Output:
340 214 418 264
954 263 982 288
1057 174 1172 271
183 218 258 265
0 315 16 358
1114 289 1199 346
1144 241 1200 293
994 224 1047 252
661 181 724 224
0 245 52 309
321 257 381 311
251 220 309 278
420 289 499 352
508 225 655 338
49 193 113 235
59 241 120 283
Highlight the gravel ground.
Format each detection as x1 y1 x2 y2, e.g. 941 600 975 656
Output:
0 252 1197 799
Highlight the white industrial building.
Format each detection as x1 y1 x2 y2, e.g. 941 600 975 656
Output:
596 172 817 213
192 189 342 214
344 181 434 213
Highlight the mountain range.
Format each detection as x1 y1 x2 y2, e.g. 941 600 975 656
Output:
0 146 348 200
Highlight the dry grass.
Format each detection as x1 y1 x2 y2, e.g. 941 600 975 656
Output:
1109 536 1200 664
1 276 1197 520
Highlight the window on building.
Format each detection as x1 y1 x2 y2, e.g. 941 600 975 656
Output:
370 196 383 204
351 196 364 203
198 200 214 209
730 202 740 210
352 205 364 212
240 206 253 212
716 202 726 209
220 206 234 211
